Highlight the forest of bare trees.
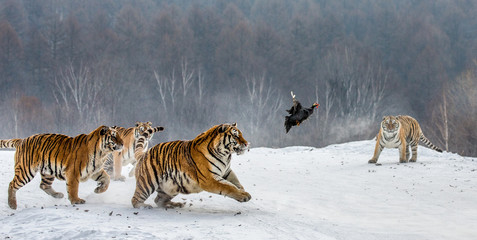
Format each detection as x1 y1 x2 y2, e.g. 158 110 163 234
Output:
0 0 476 156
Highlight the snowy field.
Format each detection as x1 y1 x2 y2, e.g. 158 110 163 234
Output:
1 140 476 240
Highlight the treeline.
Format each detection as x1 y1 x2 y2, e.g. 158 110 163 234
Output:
0 0 476 156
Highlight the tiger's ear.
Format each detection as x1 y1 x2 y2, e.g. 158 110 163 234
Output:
218 124 228 133
135 122 140 127
382 116 386 121
100 126 109 135
232 123 237 127
147 121 152 125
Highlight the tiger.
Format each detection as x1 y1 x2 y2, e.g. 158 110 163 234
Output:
103 122 165 181
0 125 123 209
131 123 251 209
368 115 443 164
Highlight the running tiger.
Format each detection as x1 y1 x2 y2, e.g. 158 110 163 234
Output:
1 126 123 209
131 123 251 209
368 115 443 164
103 122 164 181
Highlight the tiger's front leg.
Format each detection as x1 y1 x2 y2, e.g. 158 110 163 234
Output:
398 138 408 163
368 135 383 164
200 177 251 202
66 174 85 204
224 170 244 190
112 153 126 181
91 169 110 194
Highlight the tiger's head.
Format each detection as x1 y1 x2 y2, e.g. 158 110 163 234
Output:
215 123 249 155
381 116 400 134
134 121 164 140
99 126 124 151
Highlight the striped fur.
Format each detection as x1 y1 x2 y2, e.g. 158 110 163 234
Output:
103 122 164 181
369 115 443 164
131 123 251 209
0 126 123 209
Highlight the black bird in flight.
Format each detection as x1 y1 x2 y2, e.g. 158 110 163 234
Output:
284 91 319 133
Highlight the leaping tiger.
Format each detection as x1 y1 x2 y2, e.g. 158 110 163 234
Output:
368 115 443 164
103 122 164 181
0 126 123 209
131 123 251 209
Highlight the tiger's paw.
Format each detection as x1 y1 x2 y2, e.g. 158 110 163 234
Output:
164 201 184 209
399 159 408 163
94 182 109 193
234 191 251 202
8 200 17 210
52 192 64 198
94 186 108 194
368 159 377 164
113 175 126 182
70 198 86 205
135 203 153 209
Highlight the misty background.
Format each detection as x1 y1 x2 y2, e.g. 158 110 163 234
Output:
0 0 476 156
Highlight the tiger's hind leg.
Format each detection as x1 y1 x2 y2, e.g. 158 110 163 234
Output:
409 143 418 162
131 184 153 209
8 166 37 209
154 189 184 209
40 174 64 198
405 144 411 161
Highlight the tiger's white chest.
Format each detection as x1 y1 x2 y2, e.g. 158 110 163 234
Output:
381 131 401 148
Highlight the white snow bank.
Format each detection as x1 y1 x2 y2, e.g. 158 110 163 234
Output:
1 140 476 240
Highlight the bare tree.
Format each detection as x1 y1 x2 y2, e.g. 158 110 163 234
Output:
52 64 103 130
197 67 206 105
315 46 389 143
243 73 283 139
444 64 477 156
180 57 194 100
429 88 449 152
154 70 169 114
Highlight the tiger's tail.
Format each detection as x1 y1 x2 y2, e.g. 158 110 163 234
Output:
0 139 22 149
150 126 165 135
419 134 443 153
134 126 164 161
134 134 148 161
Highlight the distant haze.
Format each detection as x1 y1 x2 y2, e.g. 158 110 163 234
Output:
0 0 475 156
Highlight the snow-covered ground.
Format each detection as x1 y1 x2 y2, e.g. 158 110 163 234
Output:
1 140 476 240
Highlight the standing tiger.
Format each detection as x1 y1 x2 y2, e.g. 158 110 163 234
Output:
0 126 123 209
368 115 443 164
103 122 164 181
131 123 251 209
